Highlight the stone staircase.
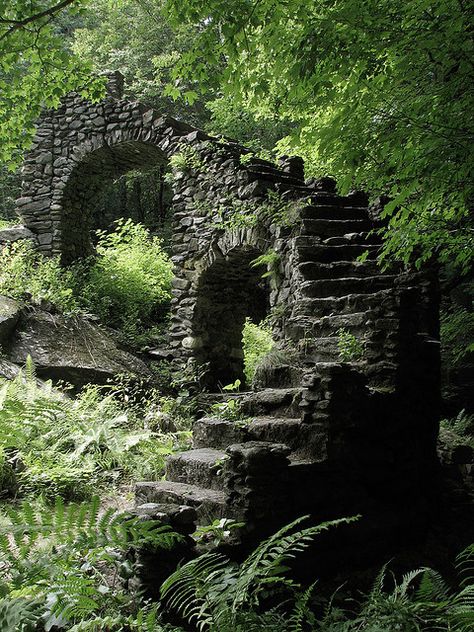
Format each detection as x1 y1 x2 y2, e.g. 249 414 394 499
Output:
134 185 438 547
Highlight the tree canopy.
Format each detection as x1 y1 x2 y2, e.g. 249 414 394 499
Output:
0 0 103 167
163 0 474 271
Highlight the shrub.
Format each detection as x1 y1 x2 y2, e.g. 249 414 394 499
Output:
0 240 79 313
242 318 274 384
0 220 174 346
77 218 173 343
0 361 191 501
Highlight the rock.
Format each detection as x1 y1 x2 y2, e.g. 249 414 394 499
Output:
5 309 151 389
0 357 22 380
0 296 20 347
0 225 37 246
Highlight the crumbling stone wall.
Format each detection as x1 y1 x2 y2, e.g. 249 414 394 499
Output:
17 73 442 548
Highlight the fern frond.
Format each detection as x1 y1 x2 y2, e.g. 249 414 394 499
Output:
0 596 41 632
287 581 317 632
161 552 230 628
456 544 474 588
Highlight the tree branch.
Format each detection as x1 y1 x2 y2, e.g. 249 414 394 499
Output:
0 0 78 41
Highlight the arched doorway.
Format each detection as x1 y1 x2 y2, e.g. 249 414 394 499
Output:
193 245 271 390
59 141 169 263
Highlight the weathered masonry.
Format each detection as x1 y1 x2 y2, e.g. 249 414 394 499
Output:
17 73 441 551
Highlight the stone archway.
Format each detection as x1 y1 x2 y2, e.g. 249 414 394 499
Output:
59 140 167 262
192 244 271 389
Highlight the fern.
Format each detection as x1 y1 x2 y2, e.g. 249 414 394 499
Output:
0 496 183 630
162 514 359 631
0 363 181 500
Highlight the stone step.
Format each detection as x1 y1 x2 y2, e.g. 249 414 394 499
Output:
166 448 226 491
292 290 395 317
299 205 369 221
298 337 341 362
286 312 372 339
237 387 303 418
295 238 380 262
253 362 305 389
192 416 327 461
193 417 247 451
300 276 397 299
307 192 369 207
301 219 371 238
298 260 384 280
135 480 226 523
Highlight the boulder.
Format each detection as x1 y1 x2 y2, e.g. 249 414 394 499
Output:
0 357 22 380
0 296 21 347
0 225 37 246
5 309 151 389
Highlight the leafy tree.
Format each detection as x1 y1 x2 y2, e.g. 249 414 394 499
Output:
163 0 474 271
0 0 104 168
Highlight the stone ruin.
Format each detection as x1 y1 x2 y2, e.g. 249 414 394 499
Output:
15 72 441 562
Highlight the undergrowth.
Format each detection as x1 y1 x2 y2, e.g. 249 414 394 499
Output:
0 219 173 347
0 360 191 502
0 496 184 631
242 318 274 384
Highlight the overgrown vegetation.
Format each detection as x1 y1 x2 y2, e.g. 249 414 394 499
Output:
242 318 275 384
1 1 473 629
0 496 184 631
0 219 173 346
337 329 365 362
0 361 190 502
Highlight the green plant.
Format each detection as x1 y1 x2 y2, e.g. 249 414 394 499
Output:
168 145 204 174
440 409 474 450
221 378 241 392
337 328 365 362
210 397 242 421
239 152 254 165
0 240 80 313
0 496 183 631
250 249 281 288
193 518 244 548
76 218 173 344
242 318 275 384
161 514 358 631
0 360 188 501
441 298 474 365
319 545 474 631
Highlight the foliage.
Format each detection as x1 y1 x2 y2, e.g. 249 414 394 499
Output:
161 514 358 631
440 409 474 449
0 219 173 346
193 518 244 549
250 249 281 287
167 145 204 175
337 328 365 362
207 95 293 156
209 397 242 422
318 545 474 631
76 218 173 344
0 240 80 313
164 0 474 272
242 318 275 384
440 283 474 365
71 0 210 128
0 361 190 501
0 0 104 167
0 495 183 631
